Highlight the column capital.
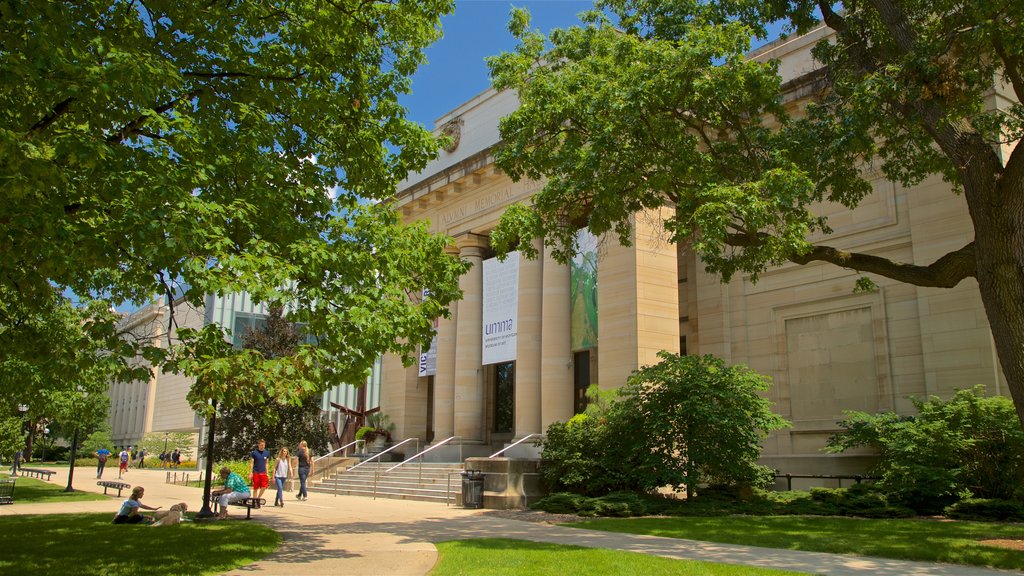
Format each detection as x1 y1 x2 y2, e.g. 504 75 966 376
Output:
454 232 490 256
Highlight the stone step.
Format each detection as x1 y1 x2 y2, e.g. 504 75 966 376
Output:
308 486 455 503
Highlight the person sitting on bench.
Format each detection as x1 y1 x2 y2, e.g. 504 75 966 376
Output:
210 466 250 520
113 486 161 524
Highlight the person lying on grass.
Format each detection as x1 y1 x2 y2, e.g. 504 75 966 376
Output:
112 486 161 524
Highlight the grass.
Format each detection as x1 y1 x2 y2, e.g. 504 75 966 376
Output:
0 513 279 575
430 538 811 576
3 475 108 503
566 515 1024 570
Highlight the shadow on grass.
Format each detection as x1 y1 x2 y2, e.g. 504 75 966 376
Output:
0 513 279 576
5 476 108 503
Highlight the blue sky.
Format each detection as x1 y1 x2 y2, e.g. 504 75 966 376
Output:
401 1 593 129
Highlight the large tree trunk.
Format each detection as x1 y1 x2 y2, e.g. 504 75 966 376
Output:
967 160 1024 428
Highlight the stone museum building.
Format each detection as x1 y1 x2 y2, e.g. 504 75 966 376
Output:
378 24 1012 475
108 24 1014 479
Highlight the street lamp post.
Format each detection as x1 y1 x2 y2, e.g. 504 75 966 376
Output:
163 433 169 468
14 405 28 476
41 428 50 462
196 400 219 520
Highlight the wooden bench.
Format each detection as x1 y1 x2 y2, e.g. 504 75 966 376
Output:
0 478 15 505
97 480 131 497
213 497 266 520
18 468 54 481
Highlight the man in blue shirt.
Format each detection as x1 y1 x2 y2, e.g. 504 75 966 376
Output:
95 447 112 479
249 439 271 502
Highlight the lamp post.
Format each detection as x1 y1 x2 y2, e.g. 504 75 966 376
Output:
41 427 50 462
14 405 28 475
162 432 169 468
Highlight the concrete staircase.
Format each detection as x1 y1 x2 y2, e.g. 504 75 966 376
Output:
310 461 465 503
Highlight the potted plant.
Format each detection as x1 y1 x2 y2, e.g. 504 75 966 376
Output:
355 412 395 452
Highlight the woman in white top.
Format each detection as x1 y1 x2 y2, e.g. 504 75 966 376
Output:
272 447 291 507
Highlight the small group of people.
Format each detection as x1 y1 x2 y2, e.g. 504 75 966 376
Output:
157 449 182 469
214 438 314 518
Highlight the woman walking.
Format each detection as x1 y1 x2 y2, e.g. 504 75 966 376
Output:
272 447 291 507
296 440 313 501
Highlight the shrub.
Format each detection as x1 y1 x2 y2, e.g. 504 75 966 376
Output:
531 492 649 517
827 386 1024 513
620 353 790 496
531 492 590 514
945 499 1024 522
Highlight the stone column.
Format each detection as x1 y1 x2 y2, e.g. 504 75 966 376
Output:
453 234 488 442
514 238 543 437
431 245 461 442
540 242 574 429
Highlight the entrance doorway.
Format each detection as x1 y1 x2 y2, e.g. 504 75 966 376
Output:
492 361 515 434
573 350 590 414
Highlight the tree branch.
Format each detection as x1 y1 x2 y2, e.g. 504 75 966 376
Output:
25 97 75 138
182 71 304 81
106 89 201 144
727 233 977 287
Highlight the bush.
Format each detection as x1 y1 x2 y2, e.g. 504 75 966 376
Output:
531 492 649 517
538 354 789 497
827 386 1024 513
945 499 1024 522
531 492 590 514
619 353 790 496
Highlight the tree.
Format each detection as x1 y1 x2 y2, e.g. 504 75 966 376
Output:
2 2 468 418
211 307 328 460
0 297 138 462
488 2 1024 425
621 353 789 497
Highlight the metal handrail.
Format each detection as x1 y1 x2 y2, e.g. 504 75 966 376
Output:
385 435 463 474
349 437 419 472
313 439 365 464
488 433 542 458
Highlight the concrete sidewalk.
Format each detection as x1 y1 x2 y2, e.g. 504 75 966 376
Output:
1 465 1018 576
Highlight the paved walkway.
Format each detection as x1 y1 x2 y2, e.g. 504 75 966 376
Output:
1 465 1018 575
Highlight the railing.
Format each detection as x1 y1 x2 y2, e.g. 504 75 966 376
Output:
384 436 463 482
774 472 880 491
313 439 365 464
347 437 419 472
488 433 542 458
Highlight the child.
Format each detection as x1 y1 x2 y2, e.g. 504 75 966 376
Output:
273 447 291 507
112 486 161 524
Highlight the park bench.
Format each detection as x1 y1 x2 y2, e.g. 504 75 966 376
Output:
97 480 131 497
0 478 15 504
18 468 54 481
213 497 266 520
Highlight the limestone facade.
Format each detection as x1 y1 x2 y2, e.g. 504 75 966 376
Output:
384 25 1009 474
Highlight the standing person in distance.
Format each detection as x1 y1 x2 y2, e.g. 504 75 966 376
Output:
296 440 313 501
249 439 271 503
172 448 181 468
272 447 291 507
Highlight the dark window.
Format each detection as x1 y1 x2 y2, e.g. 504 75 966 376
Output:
493 361 514 433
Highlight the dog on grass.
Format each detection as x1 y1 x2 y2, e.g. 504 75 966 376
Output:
151 502 188 527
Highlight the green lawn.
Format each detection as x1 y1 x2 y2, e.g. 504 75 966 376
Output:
430 538 812 576
3 475 108 503
0 513 279 575
567 516 1024 570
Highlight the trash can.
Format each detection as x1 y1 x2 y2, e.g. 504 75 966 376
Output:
460 469 484 509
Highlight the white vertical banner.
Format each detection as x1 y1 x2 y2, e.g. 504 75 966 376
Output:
418 319 439 377
482 251 520 365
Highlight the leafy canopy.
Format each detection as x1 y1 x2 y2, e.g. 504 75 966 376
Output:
488 0 1024 426
1 2 468 412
